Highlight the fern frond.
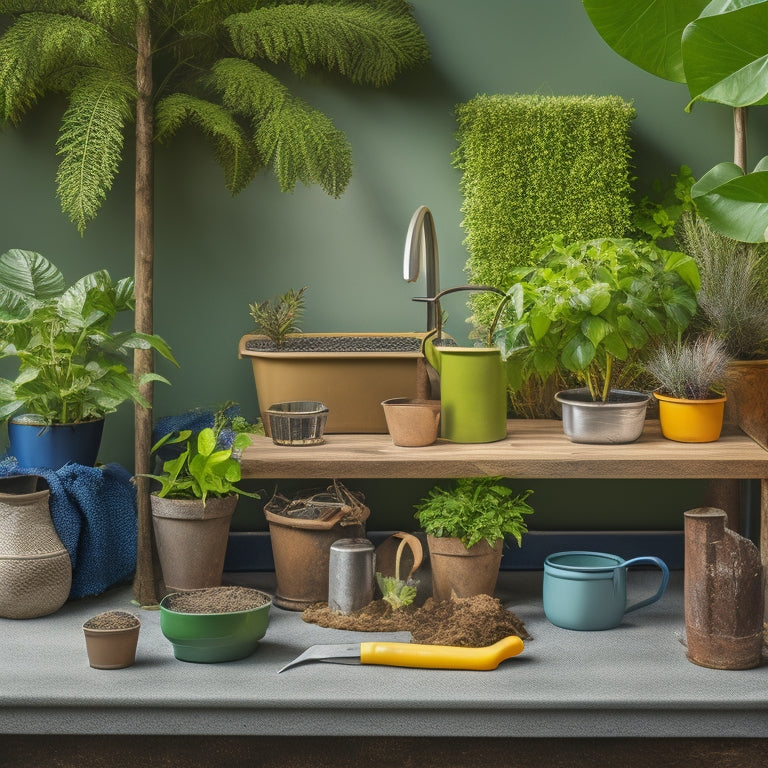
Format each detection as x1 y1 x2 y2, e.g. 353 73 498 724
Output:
210 57 351 196
155 92 259 194
224 2 429 86
81 0 137 41
0 2 84 13
0 12 132 122
55 72 135 233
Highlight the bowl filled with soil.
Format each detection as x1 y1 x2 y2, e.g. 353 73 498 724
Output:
159 586 272 663
83 610 141 670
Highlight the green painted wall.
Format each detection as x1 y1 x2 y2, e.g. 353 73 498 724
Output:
2 1 754 532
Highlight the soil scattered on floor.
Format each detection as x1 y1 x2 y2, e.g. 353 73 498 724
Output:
163 586 271 614
302 594 531 646
83 610 140 630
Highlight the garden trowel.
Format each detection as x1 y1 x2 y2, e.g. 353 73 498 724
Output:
278 635 524 673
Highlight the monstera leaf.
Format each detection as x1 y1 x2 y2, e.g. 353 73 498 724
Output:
582 0 710 82
691 158 768 241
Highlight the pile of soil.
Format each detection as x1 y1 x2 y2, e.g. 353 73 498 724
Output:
302 594 531 647
83 610 140 630
163 586 270 614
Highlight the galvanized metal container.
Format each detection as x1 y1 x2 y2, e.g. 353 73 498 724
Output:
328 538 375 614
554 388 650 444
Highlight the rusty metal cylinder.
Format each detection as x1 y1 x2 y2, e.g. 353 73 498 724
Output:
684 507 764 670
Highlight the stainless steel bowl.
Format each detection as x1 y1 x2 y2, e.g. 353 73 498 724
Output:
554 388 650 444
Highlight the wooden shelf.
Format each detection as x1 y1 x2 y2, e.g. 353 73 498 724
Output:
240 420 768 480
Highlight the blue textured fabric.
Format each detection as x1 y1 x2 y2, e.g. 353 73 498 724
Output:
0 458 137 599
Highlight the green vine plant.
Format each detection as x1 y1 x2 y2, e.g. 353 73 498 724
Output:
249 286 307 348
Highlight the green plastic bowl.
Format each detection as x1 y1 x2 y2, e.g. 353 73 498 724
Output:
159 589 272 663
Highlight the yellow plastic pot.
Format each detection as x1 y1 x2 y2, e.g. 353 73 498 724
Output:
653 391 726 443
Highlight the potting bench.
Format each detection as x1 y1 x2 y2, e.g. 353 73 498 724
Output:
3 420 768 767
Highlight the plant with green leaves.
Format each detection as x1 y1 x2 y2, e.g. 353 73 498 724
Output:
145 427 259 504
0 249 176 424
493 237 700 402
249 286 307 348
582 0 768 242
643 335 730 400
0 1 428 603
375 574 417 611
414 477 533 550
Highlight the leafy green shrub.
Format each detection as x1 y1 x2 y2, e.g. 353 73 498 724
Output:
494 236 699 401
454 94 635 333
414 477 533 550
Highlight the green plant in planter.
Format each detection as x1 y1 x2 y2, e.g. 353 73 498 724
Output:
0 249 176 424
493 236 700 402
145 427 259 504
678 213 768 360
414 477 533 550
643 335 731 400
249 286 307 348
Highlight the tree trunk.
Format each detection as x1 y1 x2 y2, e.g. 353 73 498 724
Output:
132 5 158 606
734 106 748 172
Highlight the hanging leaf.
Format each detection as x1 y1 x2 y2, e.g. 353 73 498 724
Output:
582 0 709 82
691 159 768 242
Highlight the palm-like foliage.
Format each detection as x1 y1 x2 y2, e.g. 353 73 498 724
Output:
0 0 429 604
0 0 428 231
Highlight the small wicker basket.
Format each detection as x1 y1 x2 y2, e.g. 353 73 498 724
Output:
265 401 329 446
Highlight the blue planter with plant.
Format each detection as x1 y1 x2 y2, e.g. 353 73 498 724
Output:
0 250 176 469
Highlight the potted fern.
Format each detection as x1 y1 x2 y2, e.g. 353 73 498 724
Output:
644 335 731 443
144 415 260 593
414 477 534 602
0 250 176 469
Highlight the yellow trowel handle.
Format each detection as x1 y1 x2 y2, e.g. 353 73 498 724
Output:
359 635 524 670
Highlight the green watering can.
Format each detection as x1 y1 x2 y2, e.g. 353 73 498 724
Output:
415 286 509 444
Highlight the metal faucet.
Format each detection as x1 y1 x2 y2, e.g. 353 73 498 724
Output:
403 205 440 332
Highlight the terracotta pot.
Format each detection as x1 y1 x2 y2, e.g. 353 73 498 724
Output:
381 398 441 446
427 535 503 601
725 358 768 449
0 475 72 619
150 494 237 593
265 506 368 610
654 392 726 443
83 613 140 669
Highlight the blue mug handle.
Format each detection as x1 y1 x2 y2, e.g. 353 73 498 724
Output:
621 556 670 614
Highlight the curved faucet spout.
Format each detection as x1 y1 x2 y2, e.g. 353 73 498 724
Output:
403 205 440 332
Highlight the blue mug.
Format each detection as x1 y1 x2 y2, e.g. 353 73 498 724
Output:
543 551 669 631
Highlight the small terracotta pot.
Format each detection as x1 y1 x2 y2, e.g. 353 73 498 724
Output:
83 613 140 669
654 391 726 443
427 535 503 601
381 398 441 446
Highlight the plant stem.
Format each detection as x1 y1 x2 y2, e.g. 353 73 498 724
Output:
601 355 612 402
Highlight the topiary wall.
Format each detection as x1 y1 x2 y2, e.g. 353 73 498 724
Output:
454 94 636 333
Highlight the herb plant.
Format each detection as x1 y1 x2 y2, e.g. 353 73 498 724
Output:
249 286 307 348
414 477 533 550
376 574 417 610
643 335 730 400
0 249 176 424
493 236 699 402
145 427 259 505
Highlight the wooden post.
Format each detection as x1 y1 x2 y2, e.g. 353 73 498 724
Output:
132 4 159 606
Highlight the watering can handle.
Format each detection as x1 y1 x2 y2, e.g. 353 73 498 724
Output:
413 285 509 345
622 556 670 613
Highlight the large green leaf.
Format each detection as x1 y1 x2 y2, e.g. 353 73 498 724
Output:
0 249 64 299
683 0 768 108
582 0 710 82
691 159 768 241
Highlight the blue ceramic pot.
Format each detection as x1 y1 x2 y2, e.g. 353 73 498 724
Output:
8 417 105 469
543 551 669 631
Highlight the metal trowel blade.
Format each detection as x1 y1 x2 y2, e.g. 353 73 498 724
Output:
278 643 362 673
